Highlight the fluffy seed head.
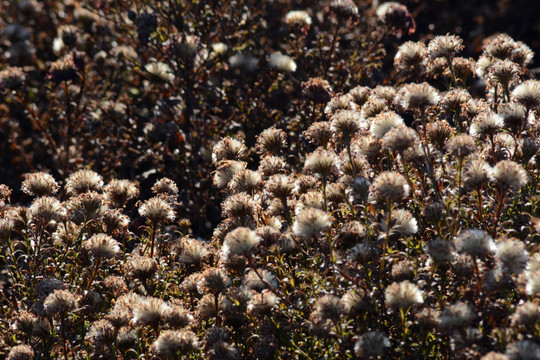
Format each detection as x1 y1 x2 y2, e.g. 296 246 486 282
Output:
311 294 343 322
370 111 404 138
151 330 199 358
496 238 528 274
454 229 496 258
7 345 34 360
439 301 476 329
512 80 540 110
382 125 418 153
256 127 287 155
222 227 260 257
493 160 528 191
426 238 455 264
445 134 477 157
65 169 104 195
21 172 59 197
83 233 121 259
370 171 409 202
43 289 77 317
397 82 441 109
30 196 66 224
145 61 174 82
285 10 312 28
212 137 247 164
470 111 504 137
138 196 175 223
265 174 295 199
463 158 493 190
330 110 364 141
268 53 297 72
302 77 332 104
152 178 178 197
304 148 337 179
133 297 168 326
125 255 158 280
385 280 423 309
228 169 262 195
293 207 333 237
395 41 426 71
354 331 391 358
104 179 139 207
428 34 464 59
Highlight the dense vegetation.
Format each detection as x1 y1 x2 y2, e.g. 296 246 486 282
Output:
1 0 540 359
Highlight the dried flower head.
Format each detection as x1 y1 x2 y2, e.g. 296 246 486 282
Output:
145 61 174 83
493 160 528 191
361 97 389 118
487 60 520 87
6 345 34 360
83 233 121 259
495 237 528 274
454 229 496 258
293 207 333 236
500 102 527 133
125 255 158 280
247 290 278 316
382 124 419 153
222 193 257 220
222 227 260 257
243 268 278 291
370 111 404 138
215 160 247 188
385 280 423 308
463 158 493 190
426 238 455 264
304 121 332 147
256 127 287 155
440 301 476 329
329 0 358 19
311 294 343 323
65 169 104 195
199 268 232 294
268 53 297 72
397 82 440 110
104 179 139 207
302 77 332 104
102 208 130 234
511 302 540 327
178 238 210 264
86 319 116 344
133 297 168 326
228 169 262 195
43 289 77 317
228 53 258 72
525 270 540 295
382 208 418 235
330 110 364 142
395 41 426 71
213 138 248 165
505 340 540 360
30 196 66 224
428 34 464 59
285 10 312 29
0 66 26 90
470 111 504 137
152 330 199 358
138 196 175 223
446 134 477 157
152 178 179 197
370 171 409 202
304 148 337 179
512 80 540 111
354 331 391 358
21 172 59 197
346 87 370 108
